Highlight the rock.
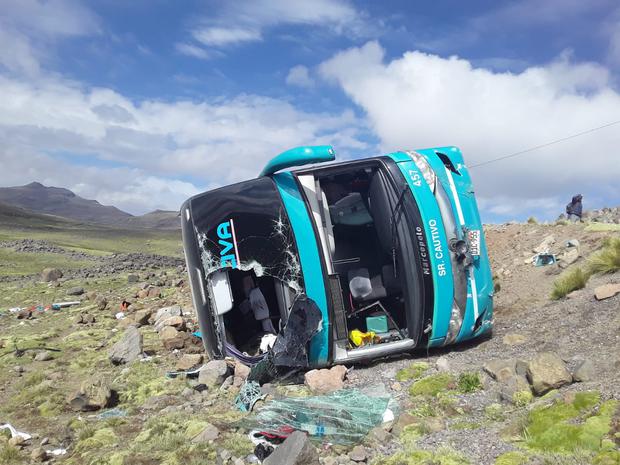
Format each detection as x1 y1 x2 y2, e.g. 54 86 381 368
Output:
163 334 188 350
566 239 580 248
74 313 95 324
264 430 319 465
17 308 32 319
176 354 203 371
85 291 98 301
67 286 85 296
31 447 48 462
40 437 49 446
348 445 367 462
483 359 518 382
191 423 220 443
533 234 555 253
499 375 531 403
155 315 185 332
159 326 179 340
423 416 445 433
147 287 161 298
572 359 595 382
68 377 114 411
368 426 391 443
304 365 347 394
8 435 26 447
155 305 183 322
133 309 152 326
435 356 451 372
234 360 251 380
392 412 420 435
96 296 108 311
198 360 230 388
558 248 579 268
526 352 572 395
109 326 143 364
41 268 62 282
502 334 527 346
127 274 139 283
34 351 53 362
594 283 620 301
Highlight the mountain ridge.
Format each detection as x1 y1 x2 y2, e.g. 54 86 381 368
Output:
0 182 180 230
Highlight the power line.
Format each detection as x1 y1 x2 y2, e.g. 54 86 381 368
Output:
469 119 620 169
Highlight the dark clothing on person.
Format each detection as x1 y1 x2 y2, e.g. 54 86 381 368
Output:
566 194 583 218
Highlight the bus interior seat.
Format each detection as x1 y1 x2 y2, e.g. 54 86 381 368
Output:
330 192 373 226
348 268 387 303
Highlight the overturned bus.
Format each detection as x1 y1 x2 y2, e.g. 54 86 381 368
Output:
181 146 493 367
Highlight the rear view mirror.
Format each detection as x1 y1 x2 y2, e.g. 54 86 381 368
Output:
210 271 233 315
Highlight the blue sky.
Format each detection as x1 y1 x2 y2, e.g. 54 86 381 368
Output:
1 0 619 221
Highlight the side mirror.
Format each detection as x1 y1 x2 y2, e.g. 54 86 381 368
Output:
260 145 335 177
210 270 233 315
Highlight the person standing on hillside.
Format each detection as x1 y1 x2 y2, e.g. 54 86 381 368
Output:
566 194 583 222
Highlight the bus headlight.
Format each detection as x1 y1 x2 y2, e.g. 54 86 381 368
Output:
408 151 436 193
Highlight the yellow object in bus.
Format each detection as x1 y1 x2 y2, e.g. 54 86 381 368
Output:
349 329 377 347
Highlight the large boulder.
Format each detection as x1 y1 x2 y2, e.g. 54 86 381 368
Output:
108 326 143 364
41 268 62 282
526 352 572 395
304 365 347 394
68 377 114 411
533 235 555 254
191 424 220 443
264 431 319 465
198 360 230 388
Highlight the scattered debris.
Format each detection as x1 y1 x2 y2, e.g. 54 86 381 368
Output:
250 389 394 445
0 423 32 441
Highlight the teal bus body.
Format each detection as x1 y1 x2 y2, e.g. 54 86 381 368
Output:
181 145 493 366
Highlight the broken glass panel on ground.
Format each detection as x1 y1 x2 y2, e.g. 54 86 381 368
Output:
245 389 395 445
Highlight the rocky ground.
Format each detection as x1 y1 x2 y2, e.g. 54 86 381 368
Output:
0 221 618 465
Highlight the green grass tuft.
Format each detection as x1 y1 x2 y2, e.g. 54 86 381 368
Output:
457 372 482 393
494 451 529 465
396 362 430 382
527 216 538 224
588 237 620 274
550 267 589 300
409 373 456 397
521 391 618 454
0 445 21 465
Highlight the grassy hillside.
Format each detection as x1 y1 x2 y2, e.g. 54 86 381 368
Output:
0 202 182 258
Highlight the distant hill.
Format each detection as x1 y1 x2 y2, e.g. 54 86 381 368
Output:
0 182 180 229
125 209 180 230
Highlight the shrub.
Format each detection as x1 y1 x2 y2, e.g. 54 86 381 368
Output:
550 267 589 300
527 216 538 224
588 237 620 275
396 362 430 382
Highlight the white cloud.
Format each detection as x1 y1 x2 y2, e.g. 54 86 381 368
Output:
286 65 315 88
319 41 620 219
192 27 262 47
0 74 367 214
0 0 100 76
183 0 373 55
175 42 211 60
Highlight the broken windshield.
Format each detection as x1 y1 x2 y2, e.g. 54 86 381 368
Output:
190 176 303 298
